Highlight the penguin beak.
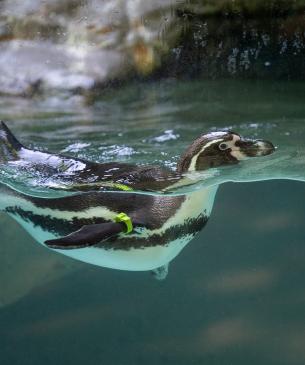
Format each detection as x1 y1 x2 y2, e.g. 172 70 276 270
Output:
236 138 275 157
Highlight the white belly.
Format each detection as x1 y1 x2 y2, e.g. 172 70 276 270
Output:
11 213 196 271
7 187 218 271
57 234 195 271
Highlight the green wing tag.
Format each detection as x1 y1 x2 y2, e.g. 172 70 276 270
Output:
115 212 133 233
111 183 133 191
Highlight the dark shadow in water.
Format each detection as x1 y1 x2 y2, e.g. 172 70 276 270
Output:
1 180 305 365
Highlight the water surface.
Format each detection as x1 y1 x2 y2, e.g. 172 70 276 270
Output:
1 79 305 365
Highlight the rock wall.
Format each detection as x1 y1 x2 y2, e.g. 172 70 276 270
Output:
166 7 305 79
0 0 304 97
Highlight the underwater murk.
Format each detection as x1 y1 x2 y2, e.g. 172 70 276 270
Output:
1 79 305 365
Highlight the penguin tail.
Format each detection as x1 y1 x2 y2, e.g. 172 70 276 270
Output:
0 121 24 162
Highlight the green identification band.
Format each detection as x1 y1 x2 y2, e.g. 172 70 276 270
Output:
112 183 134 191
100 182 133 191
115 212 133 233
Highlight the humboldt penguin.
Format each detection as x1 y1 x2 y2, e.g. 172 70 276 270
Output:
0 122 274 278
0 121 275 192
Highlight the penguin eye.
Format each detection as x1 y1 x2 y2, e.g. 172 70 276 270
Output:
219 143 229 151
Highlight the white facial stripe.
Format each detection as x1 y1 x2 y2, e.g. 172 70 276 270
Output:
227 134 248 161
188 139 223 171
188 134 251 167
253 141 266 156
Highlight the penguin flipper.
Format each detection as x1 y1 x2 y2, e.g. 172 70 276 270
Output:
0 121 24 162
151 263 169 281
45 222 125 249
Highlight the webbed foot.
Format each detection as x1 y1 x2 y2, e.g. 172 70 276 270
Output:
151 264 169 281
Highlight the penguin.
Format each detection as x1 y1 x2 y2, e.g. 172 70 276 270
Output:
0 121 275 193
0 122 275 278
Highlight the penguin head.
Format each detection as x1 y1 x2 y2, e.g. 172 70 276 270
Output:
177 131 275 173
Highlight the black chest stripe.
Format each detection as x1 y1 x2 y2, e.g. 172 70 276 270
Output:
5 206 108 236
96 214 209 250
6 205 208 250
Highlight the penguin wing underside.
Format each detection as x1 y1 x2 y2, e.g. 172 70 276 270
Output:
45 222 125 249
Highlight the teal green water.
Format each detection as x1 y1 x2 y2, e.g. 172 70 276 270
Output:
0 79 304 195
1 79 305 365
